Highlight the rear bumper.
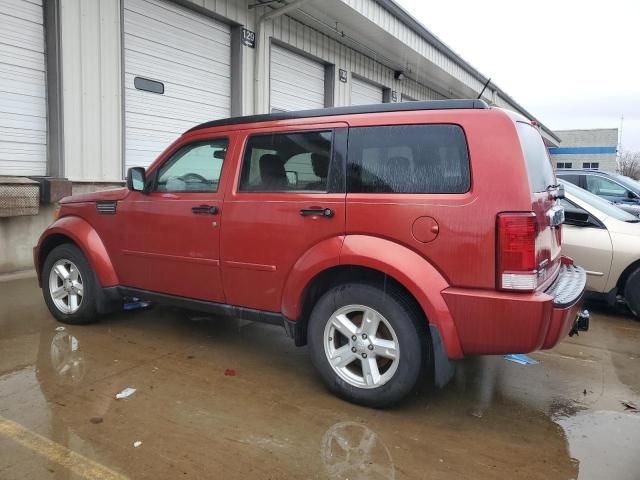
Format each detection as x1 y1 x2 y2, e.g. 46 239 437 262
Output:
442 262 586 355
540 264 586 349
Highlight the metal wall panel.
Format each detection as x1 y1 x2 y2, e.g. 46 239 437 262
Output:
350 76 383 105
340 0 485 94
400 77 444 102
270 44 325 112
265 13 440 111
0 0 47 176
124 0 231 170
60 0 122 181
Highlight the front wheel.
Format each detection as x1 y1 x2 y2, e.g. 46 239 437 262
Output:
307 282 431 407
42 244 99 324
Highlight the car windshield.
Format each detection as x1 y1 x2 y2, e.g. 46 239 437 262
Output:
611 173 640 192
560 179 639 222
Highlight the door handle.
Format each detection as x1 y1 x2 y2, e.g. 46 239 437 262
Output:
300 207 334 218
192 205 218 215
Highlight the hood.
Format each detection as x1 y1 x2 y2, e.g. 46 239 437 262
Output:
603 215 640 236
59 187 129 204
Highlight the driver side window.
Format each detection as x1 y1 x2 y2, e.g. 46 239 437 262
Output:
155 139 228 192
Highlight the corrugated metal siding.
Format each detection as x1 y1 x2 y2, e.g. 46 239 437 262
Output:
350 76 383 105
124 0 231 170
0 0 47 176
266 13 442 110
60 0 122 181
340 0 485 93
401 77 445 102
270 44 325 112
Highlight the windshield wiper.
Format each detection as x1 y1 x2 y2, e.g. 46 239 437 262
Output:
546 184 560 191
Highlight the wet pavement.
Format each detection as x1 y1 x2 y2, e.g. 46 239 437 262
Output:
1 275 639 480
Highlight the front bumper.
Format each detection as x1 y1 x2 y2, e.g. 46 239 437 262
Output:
442 262 587 355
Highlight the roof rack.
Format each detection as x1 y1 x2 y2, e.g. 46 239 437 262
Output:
186 99 488 133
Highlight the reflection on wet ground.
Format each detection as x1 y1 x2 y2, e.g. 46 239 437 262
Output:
1 276 639 479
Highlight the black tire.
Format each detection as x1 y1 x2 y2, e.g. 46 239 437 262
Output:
307 282 431 408
624 267 640 319
41 243 99 325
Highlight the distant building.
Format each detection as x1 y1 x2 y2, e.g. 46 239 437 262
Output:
549 129 619 173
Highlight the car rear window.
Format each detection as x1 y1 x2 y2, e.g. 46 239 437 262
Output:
347 124 470 194
516 122 556 193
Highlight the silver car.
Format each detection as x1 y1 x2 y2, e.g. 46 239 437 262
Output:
557 169 640 218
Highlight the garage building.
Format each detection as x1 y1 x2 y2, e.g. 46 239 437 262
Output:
0 0 561 273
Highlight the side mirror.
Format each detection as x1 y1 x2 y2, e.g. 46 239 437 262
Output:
127 167 146 192
628 190 639 200
564 210 592 227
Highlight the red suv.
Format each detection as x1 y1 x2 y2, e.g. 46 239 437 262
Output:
34 100 586 407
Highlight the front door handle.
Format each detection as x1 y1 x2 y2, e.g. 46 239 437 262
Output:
300 207 334 218
192 205 218 215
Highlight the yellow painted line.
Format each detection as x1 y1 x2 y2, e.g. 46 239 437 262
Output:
0 416 128 480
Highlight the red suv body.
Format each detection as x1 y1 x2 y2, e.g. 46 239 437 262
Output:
34 100 586 406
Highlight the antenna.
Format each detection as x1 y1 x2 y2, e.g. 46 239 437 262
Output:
477 78 491 99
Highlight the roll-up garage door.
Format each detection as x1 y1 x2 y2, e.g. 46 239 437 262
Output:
0 0 47 176
270 45 325 112
124 0 231 170
350 77 383 106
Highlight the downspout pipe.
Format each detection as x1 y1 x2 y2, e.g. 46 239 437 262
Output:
254 0 312 114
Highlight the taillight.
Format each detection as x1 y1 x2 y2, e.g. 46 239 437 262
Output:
497 212 538 291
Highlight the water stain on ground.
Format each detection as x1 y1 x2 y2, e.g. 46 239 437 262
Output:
1 277 639 479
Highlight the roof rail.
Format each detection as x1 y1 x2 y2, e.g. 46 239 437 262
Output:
186 99 488 133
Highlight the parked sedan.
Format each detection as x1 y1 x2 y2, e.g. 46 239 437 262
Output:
560 180 640 318
557 169 640 217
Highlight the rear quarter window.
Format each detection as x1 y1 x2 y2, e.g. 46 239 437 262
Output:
516 122 556 193
347 124 470 194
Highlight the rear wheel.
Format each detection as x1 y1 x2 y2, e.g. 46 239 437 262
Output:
42 244 99 324
308 282 430 407
624 267 640 319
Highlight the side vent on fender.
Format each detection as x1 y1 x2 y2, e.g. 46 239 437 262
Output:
96 201 117 215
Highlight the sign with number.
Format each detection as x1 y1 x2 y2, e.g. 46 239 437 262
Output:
391 90 398 102
339 69 348 83
241 28 255 48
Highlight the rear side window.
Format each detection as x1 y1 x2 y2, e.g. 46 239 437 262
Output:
556 173 580 186
516 122 555 193
347 125 470 194
239 131 333 192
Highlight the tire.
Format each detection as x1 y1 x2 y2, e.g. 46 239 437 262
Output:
307 282 431 408
624 267 640 319
41 243 99 324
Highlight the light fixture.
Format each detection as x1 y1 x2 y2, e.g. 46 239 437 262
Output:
394 71 405 81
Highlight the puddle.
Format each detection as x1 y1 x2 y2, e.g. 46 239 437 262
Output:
556 411 640 480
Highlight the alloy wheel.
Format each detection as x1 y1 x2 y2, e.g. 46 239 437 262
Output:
323 304 400 389
48 259 84 314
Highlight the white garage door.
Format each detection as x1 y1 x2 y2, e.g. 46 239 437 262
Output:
270 45 325 112
0 0 47 176
351 77 384 106
124 0 231 170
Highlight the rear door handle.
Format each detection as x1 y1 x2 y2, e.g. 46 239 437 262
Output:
300 207 334 218
192 205 218 215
